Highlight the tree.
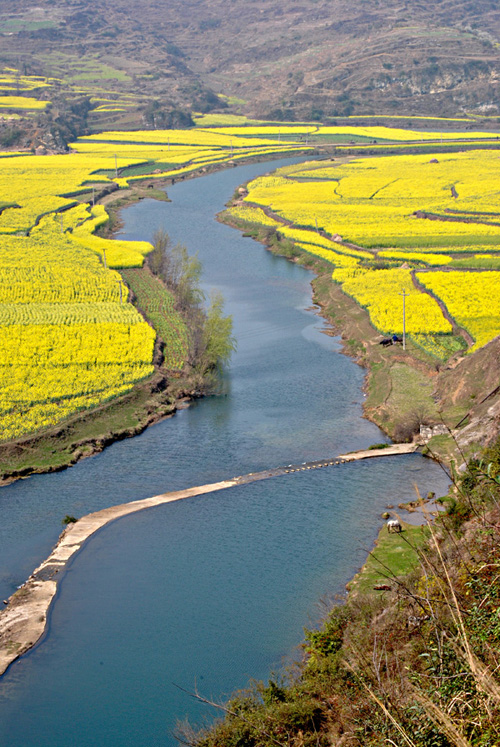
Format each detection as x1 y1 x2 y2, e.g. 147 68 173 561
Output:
192 291 236 378
149 229 235 388
150 229 203 312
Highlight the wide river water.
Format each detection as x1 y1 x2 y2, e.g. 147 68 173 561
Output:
0 158 450 746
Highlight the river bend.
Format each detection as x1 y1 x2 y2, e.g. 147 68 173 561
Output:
0 158 450 746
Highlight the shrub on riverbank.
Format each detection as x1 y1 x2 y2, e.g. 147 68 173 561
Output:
148 228 235 391
182 437 500 746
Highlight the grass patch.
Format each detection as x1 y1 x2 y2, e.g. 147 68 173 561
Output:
349 521 429 596
411 332 466 361
385 362 438 422
121 267 188 371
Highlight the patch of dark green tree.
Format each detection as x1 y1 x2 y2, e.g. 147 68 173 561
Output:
149 228 235 393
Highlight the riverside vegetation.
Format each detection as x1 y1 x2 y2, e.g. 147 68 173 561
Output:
220 146 500 461
3 117 500 471
180 436 500 747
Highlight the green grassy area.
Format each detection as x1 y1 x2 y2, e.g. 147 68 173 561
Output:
121 267 188 371
411 332 467 360
386 363 438 416
348 521 429 596
452 255 500 269
2 19 57 32
39 53 131 82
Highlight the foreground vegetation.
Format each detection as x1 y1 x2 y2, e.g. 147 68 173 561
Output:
184 439 500 747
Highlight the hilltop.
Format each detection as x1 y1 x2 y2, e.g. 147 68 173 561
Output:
1 0 500 121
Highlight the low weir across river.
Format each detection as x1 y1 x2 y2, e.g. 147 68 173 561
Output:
0 443 419 676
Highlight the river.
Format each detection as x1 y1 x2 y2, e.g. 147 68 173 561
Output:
0 158 450 746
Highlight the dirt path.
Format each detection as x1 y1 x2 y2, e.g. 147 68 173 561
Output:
411 269 474 348
0 445 420 677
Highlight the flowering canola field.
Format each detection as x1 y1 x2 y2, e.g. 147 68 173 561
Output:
0 125 310 440
0 216 156 440
237 148 500 356
5 120 500 441
417 271 500 351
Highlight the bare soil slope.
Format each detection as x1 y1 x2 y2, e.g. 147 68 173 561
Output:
436 335 500 449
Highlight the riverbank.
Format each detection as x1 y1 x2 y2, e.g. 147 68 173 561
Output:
0 368 194 487
0 150 316 487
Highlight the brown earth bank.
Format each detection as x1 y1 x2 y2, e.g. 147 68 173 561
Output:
0 370 190 487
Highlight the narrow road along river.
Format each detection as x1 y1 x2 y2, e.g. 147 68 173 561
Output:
0 158 450 746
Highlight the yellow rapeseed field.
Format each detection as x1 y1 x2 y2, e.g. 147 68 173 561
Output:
0 216 156 440
226 205 282 227
339 268 452 335
245 151 500 248
238 148 500 353
0 96 49 109
0 124 312 439
416 271 500 350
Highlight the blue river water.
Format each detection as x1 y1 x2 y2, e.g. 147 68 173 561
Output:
0 158 450 746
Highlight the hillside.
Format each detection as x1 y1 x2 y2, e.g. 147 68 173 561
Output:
435 335 500 452
1 0 500 119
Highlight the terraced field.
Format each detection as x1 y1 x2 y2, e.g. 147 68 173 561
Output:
226 147 500 359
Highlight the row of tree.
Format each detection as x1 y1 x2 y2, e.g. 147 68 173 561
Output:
149 229 235 390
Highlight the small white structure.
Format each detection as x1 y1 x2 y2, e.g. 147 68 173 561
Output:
387 519 402 533
420 424 448 442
